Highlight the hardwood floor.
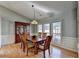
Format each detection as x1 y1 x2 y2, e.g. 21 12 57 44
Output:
0 43 78 58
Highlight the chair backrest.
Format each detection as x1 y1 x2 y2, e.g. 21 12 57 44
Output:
38 32 42 38
44 36 52 50
42 33 47 39
32 35 37 40
19 32 27 44
26 32 30 39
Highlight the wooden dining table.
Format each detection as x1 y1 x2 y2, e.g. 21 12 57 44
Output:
27 38 45 54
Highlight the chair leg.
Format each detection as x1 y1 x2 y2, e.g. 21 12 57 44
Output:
43 51 45 58
21 42 22 49
27 48 28 56
48 48 50 55
23 44 25 52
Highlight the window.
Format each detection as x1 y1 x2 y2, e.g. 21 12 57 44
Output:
52 22 61 44
38 24 42 32
43 24 50 35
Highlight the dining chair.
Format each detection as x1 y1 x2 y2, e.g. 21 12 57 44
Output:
42 33 47 39
38 32 42 38
26 32 30 39
31 35 39 54
32 35 37 40
38 36 52 58
19 32 34 56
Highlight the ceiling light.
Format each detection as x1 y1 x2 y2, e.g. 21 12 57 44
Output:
31 5 38 24
31 20 38 24
28 2 49 13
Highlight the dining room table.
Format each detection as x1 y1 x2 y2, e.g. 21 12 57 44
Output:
27 37 45 54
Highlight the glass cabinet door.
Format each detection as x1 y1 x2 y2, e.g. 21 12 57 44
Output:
15 22 30 43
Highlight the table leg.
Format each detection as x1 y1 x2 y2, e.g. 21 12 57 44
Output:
34 42 39 54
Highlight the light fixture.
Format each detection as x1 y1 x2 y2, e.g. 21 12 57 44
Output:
31 5 38 24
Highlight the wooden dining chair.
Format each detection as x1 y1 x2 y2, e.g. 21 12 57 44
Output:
38 32 42 38
42 33 47 39
31 35 39 54
32 35 37 40
19 32 34 56
38 36 52 58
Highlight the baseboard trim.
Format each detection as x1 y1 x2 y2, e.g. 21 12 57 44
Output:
52 44 78 54
1 43 15 48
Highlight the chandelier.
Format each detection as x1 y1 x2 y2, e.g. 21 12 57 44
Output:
31 5 38 24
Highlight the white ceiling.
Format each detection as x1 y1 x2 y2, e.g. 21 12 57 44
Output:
0 1 76 20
